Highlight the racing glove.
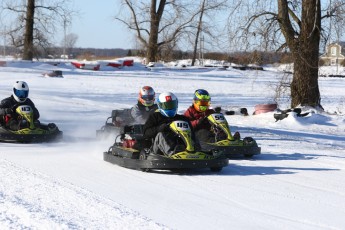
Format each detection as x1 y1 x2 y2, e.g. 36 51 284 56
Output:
158 123 169 132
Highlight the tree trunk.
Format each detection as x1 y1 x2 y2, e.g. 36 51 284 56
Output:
278 0 322 108
23 0 35 60
147 20 159 62
192 0 206 66
291 47 321 108
146 0 166 62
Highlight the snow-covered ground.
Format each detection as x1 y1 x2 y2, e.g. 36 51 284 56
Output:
0 57 345 229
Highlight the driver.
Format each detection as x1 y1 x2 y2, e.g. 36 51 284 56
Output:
184 89 216 143
130 86 158 124
143 92 199 156
184 89 235 146
0 81 40 130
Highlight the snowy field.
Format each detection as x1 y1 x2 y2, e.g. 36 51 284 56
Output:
0 57 345 230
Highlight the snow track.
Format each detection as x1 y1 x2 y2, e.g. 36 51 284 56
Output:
0 160 168 230
1 61 345 229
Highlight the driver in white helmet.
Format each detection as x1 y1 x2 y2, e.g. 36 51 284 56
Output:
130 86 158 124
0 81 40 130
143 92 199 156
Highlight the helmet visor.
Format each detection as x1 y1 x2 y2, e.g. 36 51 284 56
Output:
14 89 29 99
195 99 210 107
142 95 155 101
159 100 178 110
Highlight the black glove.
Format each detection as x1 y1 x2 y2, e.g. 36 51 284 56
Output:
158 123 169 132
4 108 13 114
197 117 207 125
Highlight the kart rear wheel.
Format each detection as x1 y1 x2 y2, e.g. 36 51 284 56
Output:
243 137 255 145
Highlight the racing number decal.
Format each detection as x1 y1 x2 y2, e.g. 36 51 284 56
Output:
176 121 189 129
213 114 225 121
20 106 31 112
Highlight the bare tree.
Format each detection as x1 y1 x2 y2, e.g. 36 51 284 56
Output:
61 33 78 57
116 0 200 62
1 0 75 60
22 0 35 60
191 0 228 66
227 0 345 109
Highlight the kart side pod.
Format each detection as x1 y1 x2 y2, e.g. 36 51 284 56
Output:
169 120 194 152
207 113 234 140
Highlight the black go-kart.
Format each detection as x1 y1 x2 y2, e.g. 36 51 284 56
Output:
103 120 229 173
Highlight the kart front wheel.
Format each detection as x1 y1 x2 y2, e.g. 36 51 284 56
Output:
139 151 150 172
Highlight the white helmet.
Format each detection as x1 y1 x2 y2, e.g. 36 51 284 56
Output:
139 86 155 106
13 81 29 102
157 92 178 117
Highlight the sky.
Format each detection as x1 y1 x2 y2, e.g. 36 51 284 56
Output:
60 0 135 49
2 1 344 52
0 57 345 229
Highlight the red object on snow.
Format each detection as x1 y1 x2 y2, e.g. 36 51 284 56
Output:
71 61 83 68
71 62 100 71
107 62 122 68
92 65 100 71
254 103 277 115
123 59 134 66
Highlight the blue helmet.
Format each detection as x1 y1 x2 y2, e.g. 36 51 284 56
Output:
157 92 178 117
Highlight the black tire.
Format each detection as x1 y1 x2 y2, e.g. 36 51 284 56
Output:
139 151 150 172
210 167 223 172
243 137 255 145
140 168 150 172
139 150 148 160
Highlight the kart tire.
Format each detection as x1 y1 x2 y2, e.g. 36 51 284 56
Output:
139 151 150 172
243 137 255 145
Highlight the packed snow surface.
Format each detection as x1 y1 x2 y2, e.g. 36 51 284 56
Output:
1 58 345 229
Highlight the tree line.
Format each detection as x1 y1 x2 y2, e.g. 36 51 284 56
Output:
1 0 345 109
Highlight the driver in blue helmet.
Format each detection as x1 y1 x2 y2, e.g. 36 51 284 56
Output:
143 92 199 156
0 81 40 130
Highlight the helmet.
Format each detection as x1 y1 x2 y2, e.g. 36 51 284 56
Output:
193 89 211 112
13 81 29 102
139 86 155 106
157 92 178 117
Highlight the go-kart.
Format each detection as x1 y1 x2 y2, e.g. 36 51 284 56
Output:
0 105 62 143
96 109 134 139
201 113 261 158
103 120 229 172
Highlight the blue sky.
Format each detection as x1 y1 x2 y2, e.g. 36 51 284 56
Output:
60 0 134 49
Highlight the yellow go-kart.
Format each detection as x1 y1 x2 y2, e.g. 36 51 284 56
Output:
0 105 62 143
103 120 228 172
202 113 261 158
